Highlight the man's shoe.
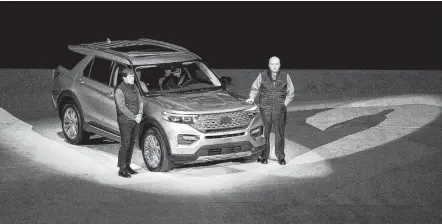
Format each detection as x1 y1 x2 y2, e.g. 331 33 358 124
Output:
125 166 138 175
118 170 131 178
278 159 286 165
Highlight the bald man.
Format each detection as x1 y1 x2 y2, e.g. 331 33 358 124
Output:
115 69 143 178
246 56 295 165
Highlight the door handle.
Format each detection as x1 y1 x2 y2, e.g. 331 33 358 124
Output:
78 78 85 84
107 92 114 98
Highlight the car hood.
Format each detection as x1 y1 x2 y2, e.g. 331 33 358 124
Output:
152 90 252 113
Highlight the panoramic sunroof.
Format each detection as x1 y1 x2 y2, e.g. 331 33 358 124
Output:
112 44 177 53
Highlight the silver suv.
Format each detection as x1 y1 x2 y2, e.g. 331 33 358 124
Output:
51 38 265 172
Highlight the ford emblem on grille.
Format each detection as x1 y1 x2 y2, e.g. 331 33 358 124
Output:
219 116 232 125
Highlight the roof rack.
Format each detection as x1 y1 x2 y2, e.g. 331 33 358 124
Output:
74 38 189 52
80 40 141 50
138 38 190 52
70 38 201 63
70 44 134 66
139 38 202 60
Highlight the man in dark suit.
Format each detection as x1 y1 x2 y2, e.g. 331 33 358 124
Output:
114 68 144 178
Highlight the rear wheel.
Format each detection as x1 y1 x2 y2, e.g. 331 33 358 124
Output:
61 103 91 144
141 127 173 172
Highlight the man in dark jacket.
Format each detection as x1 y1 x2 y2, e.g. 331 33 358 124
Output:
115 68 144 178
246 56 295 165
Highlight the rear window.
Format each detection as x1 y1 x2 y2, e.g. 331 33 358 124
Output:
61 51 85 70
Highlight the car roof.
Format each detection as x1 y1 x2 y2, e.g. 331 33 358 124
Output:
68 38 201 66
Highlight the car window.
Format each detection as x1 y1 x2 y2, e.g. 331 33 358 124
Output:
137 66 165 91
188 63 211 84
82 58 93 77
88 57 113 85
135 61 222 94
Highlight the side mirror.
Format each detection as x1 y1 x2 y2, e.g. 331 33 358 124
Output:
220 76 232 85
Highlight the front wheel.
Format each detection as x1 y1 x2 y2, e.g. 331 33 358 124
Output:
141 127 173 172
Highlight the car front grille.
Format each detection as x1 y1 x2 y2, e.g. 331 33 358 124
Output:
190 110 252 133
205 132 245 139
207 146 243 156
195 141 254 157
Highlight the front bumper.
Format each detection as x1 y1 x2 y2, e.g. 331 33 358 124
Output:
158 108 266 164
169 143 265 164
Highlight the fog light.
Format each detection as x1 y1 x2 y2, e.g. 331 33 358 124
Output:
178 134 200 145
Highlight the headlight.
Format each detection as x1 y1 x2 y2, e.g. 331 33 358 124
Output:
161 112 199 124
251 126 263 138
245 105 259 118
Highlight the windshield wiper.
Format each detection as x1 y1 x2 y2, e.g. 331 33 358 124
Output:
142 92 165 97
176 86 222 93
143 86 222 96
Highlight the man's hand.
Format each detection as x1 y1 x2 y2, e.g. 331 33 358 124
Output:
135 114 142 123
245 98 254 104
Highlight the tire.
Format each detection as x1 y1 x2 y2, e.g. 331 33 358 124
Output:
61 103 91 145
141 127 173 172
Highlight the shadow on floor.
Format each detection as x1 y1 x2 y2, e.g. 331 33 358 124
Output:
285 109 395 150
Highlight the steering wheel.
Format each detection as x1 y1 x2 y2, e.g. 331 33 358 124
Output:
180 79 199 88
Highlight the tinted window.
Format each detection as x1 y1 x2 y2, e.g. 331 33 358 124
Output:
135 61 221 93
137 67 165 91
188 62 211 84
61 51 85 70
88 57 113 85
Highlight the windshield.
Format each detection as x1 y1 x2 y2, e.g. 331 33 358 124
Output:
134 60 222 95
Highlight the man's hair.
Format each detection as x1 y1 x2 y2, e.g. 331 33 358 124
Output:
121 68 134 78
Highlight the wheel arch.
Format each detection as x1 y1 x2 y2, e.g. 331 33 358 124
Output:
57 90 85 122
139 116 171 154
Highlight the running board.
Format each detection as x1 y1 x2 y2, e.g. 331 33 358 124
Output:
85 123 121 142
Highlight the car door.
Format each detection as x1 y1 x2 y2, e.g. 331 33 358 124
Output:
76 56 114 128
73 56 103 126
100 62 125 134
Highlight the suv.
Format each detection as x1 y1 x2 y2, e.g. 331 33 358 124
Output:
51 38 265 172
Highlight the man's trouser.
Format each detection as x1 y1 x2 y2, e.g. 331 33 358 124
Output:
260 107 287 160
117 121 140 168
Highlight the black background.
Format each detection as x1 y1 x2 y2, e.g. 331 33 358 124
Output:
0 2 441 69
